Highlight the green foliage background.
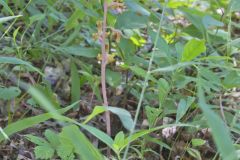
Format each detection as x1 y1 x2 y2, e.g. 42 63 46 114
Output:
0 0 240 159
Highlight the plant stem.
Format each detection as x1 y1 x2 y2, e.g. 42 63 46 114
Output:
101 0 111 156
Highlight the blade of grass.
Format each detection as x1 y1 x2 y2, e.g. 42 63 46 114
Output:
0 102 78 143
0 57 44 76
0 0 14 15
70 60 80 109
61 125 104 160
123 1 168 159
27 85 115 153
0 15 22 24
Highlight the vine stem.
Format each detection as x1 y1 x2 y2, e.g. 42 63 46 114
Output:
122 0 168 159
101 0 111 156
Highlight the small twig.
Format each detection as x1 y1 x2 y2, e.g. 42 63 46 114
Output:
101 0 111 156
219 94 227 123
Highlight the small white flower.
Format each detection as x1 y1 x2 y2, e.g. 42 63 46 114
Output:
116 61 120 66
111 48 116 52
216 8 224 15
235 12 240 18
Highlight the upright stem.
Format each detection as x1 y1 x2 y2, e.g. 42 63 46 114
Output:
101 0 111 156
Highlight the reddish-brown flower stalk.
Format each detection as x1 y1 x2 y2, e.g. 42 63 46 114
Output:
101 0 111 156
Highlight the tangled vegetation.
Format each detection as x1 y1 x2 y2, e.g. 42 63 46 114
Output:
0 0 240 159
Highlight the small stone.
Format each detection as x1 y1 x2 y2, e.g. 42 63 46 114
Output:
44 66 63 85
162 126 177 138
141 119 149 128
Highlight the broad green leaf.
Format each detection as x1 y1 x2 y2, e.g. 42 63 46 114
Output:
83 106 106 124
180 8 206 34
181 39 206 62
230 38 240 48
183 24 203 38
148 29 169 54
191 138 206 147
80 71 102 101
122 130 151 151
107 106 134 131
130 66 147 78
223 71 240 88
145 106 162 128
130 36 146 46
28 85 61 117
115 11 148 29
176 97 195 122
228 0 240 12
183 10 223 31
106 69 122 87
65 9 84 31
158 78 170 108
130 66 156 81
60 125 104 160
128 55 149 67
113 131 125 151
44 130 60 148
0 57 43 75
71 1 99 18
173 74 196 89
186 147 202 160
57 144 75 160
118 38 136 60
58 131 75 160
78 124 114 149
199 67 220 84
199 67 221 92
25 134 55 160
59 46 99 58
0 87 21 100
71 61 80 108
197 84 237 160
0 15 22 24
0 102 78 142
202 15 224 29
35 145 55 160
125 0 150 16
25 135 50 146
65 106 120 147
167 1 189 8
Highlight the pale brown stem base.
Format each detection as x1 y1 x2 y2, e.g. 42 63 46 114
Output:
101 0 111 157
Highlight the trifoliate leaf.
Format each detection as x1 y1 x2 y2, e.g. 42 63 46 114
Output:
57 145 75 160
0 87 21 100
34 145 55 159
25 135 49 146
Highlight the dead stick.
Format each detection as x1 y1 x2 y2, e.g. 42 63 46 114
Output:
219 94 227 123
101 0 111 156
